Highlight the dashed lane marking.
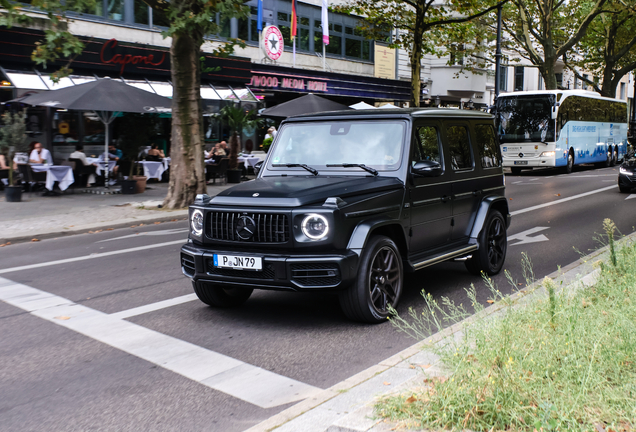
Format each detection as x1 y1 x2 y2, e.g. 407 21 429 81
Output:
510 185 616 216
0 277 321 409
110 294 197 319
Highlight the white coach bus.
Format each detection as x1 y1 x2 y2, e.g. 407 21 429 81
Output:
495 90 628 174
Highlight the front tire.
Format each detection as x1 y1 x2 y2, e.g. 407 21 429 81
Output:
339 235 403 323
564 150 574 174
465 210 507 276
511 167 522 175
619 184 632 193
193 281 253 308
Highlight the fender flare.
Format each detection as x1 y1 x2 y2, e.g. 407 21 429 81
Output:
346 217 407 256
469 196 511 241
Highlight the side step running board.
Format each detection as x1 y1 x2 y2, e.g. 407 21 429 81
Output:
411 244 478 271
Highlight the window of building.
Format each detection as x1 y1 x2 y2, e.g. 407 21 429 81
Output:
514 66 524 91
620 82 626 100
446 125 472 170
107 0 125 21
134 0 148 24
449 44 464 66
555 73 563 89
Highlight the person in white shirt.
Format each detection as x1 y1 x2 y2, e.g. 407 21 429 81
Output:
29 141 53 164
69 145 97 187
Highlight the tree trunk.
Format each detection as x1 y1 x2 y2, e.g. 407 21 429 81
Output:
229 131 239 170
410 4 425 107
163 32 206 209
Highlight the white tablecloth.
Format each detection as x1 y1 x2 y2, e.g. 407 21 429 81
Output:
89 160 117 176
138 161 165 180
31 165 75 191
237 156 261 169
162 157 171 171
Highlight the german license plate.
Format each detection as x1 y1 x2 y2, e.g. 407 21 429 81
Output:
214 254 262 271
514 161 528 165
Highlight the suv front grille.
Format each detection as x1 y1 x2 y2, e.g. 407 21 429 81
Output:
207 212 289 243
206 259 276 279
290 264 341 287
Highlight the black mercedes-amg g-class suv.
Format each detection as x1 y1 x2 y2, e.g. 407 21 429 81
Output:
181 108 510 323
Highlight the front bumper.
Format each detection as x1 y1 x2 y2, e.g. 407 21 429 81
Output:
619 173 635 190
502 156 552 168
180 243 359 292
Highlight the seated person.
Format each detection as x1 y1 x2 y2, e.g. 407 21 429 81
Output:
29 141 53 164
219 141 230 159
208 142 226 163
147 144 165 160
98 145 120 176
69 145 98 187
0 153 9 169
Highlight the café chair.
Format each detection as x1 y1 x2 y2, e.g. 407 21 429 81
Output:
17 164 46 193
206 157 229 185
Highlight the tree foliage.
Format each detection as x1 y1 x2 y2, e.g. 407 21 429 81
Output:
0 110 28 186
565 0 636 97
499 0 610 90
333 0 507 107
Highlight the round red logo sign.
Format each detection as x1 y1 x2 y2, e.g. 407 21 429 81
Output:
262 26 284 61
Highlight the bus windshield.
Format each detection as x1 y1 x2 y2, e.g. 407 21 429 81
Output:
496 95 556 143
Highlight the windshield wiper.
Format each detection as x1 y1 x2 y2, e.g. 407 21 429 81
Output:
272 163 318 175
326 163 378 176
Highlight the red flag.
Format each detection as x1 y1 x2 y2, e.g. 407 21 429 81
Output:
291 0 298 37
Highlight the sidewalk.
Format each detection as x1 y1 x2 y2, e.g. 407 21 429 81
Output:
0 180 236 244
244 232 633 432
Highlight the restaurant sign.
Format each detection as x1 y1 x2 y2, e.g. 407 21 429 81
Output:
249 75 328 92
100 39 166 74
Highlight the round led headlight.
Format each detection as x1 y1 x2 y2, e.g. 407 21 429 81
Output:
301 214 329 240
191 209 204 236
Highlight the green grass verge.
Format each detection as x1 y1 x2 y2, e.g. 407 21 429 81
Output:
378 220 636 431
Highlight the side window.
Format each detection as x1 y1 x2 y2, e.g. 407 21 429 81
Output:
475 124 501 168
415 125 442 164
446 125 473 170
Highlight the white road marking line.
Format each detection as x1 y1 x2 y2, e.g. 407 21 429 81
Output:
626 194 636 200
510 185 616 216
508 227 549 246
0 277 320 408
110 294 197 319
0 239 185 275
96 228 189 243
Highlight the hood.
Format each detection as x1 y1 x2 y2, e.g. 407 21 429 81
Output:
621 157 636 170
210 176 404 207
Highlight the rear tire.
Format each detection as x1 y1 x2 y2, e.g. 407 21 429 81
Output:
465 210 507 276
339 235 403 323
619 184 632 193
193 281 253 308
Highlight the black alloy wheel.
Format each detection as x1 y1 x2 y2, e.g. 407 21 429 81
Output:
339 235 403 323
193 281 253 308
465 210 507 276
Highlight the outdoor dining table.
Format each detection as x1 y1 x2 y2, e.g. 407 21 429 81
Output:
138 160 165 180
237 156 261 169
30 164 75 191
86 158 117 176
162 157 171 171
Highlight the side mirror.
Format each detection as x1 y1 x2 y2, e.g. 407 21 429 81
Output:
253 160 263 176
411 160 442 177
551 106 558 120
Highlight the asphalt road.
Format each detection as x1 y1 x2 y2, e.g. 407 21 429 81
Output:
1 165 634 432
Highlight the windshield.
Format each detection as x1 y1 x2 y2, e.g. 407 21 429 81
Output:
496 95 556 143
267 120 405 173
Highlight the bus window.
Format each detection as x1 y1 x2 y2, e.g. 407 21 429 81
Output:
496 94 555 143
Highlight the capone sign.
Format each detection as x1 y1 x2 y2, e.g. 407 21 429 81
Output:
100 39 166 74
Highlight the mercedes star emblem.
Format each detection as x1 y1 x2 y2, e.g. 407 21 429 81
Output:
236 216 256 240
519 152 524 158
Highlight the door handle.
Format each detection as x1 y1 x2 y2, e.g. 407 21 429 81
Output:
473 190 482 196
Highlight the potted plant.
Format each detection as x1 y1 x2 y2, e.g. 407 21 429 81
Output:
0 110 28 202
262 137 273 153
220 104 258 183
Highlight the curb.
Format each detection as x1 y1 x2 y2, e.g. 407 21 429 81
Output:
244 231 635 432
0 210 188 245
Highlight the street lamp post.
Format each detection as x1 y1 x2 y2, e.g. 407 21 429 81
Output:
494 4 503 100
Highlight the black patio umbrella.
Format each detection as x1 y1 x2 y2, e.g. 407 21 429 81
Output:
15 78 172 187
260 93 351 118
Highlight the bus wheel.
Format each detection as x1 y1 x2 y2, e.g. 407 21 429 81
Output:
511 167 522 175
565 150 574 174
